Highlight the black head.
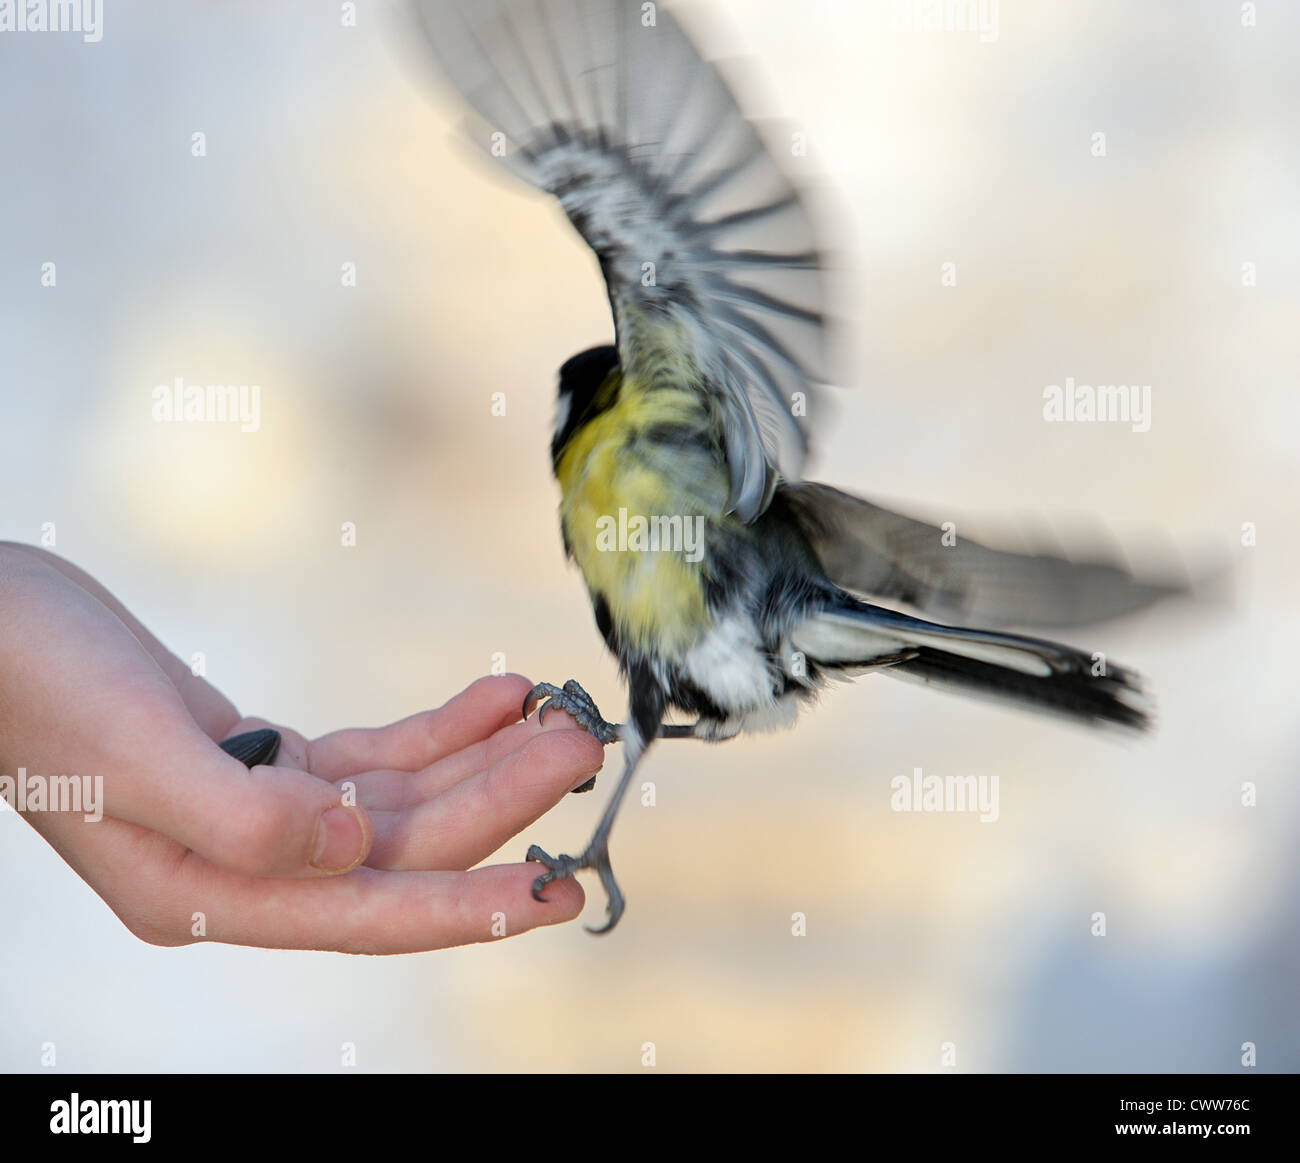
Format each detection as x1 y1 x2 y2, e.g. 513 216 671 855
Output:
552 344 620 466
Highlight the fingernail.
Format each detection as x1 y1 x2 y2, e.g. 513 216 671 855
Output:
310 807 366 873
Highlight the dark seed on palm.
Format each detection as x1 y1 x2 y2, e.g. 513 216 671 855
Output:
219 728 281 767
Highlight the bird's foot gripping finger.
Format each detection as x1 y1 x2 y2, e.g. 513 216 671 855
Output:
522 679 621 746
526 841 626 934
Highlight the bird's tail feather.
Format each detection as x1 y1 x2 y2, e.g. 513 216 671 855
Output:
791 603 1151 731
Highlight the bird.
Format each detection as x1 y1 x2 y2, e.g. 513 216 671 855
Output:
410 0 1181 932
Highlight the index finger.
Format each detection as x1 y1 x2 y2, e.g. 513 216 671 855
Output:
306 674 536 779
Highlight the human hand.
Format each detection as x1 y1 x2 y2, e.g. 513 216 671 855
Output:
0 544 600 951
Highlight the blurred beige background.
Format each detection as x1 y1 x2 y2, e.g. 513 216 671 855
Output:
1 0 1296 1072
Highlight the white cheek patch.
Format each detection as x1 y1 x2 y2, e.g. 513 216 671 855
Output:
553 392 573 438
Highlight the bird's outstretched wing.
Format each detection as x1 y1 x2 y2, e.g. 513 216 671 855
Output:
412 0 831 521
781 481 1190 631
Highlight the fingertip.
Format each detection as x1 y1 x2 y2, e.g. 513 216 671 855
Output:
455 673 538 733
469 865 587 941
519 728 605 788
513 869 585 926
537 876 586 923
466 672 534 709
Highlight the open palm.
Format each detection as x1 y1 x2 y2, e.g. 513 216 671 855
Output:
1 544 597 951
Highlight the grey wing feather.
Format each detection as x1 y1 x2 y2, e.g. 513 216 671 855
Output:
782 481 1188 630
412 0 831 521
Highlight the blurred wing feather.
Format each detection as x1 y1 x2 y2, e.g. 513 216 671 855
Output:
781 482 1188 630
413 0 831 520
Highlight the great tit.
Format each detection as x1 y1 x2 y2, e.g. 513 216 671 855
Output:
412 0 1178 932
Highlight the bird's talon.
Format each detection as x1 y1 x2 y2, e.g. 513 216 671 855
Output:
522 682 562 722
523 679 620 747
522 837 624 932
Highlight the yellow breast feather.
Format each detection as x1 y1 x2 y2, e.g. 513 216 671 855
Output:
556 374 725 653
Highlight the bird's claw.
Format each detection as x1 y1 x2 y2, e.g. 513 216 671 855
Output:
522 679 620 746
526 841 626 934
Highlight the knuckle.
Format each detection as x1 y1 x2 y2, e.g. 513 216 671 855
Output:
223 792 302 874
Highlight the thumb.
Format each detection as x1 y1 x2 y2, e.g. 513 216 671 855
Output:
104 701 373 878
0 562 371 878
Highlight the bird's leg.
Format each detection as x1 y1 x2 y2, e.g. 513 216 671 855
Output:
526 739 646 934
523 679 696 792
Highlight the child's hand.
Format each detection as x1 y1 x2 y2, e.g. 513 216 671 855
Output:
0 544 600 951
